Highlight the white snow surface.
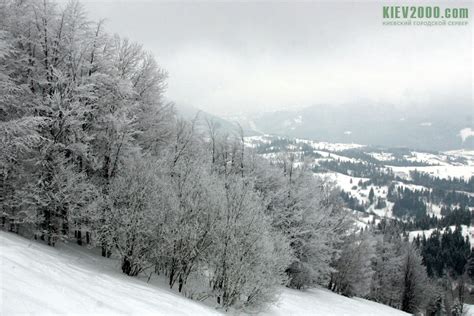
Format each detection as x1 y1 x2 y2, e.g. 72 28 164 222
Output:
406 151 450 166
314 151 361 163
390 165 474 180
445 150 474 166
315 172 369 192
408 225 473 244
0 231 410 316
368 152 395 162
295 138 364 152
244 135 364 153
261 287 409 316
0 231 221 316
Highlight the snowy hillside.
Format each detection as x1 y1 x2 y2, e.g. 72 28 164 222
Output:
245 135 474 219
408 225 474 244
0 231 409 316
0 231 220 316
261 288 409 316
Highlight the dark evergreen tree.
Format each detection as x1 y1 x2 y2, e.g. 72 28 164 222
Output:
369 187 375 204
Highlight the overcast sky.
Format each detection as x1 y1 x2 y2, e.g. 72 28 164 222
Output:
81 1 472 116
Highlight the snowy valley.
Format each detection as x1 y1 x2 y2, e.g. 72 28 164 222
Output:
245 134 474 229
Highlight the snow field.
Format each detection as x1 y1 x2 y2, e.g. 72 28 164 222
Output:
1 231 410 316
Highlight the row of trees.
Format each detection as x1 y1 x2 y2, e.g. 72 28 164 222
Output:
334 219 473 315
414 226 471 278
397 207 472 231
329 223 435 314
372 219 473 315
410 170 474 193
0 0 351 311
386 185 427 219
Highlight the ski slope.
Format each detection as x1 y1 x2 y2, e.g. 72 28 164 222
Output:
1 231 409 315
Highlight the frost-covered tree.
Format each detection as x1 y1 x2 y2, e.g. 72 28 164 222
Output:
399 242 431 313
369 236 404 306
329 231 375 297
151 121 222 291
208 174 292 310
0 0 173 247
369 225 432 313
91 158 164 276
19 153 99 245
275 158 350 288
244 151 351 289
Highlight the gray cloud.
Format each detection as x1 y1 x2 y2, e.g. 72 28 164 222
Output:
82 1 472 115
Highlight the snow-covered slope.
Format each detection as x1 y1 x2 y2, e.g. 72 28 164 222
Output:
408 225 474 244
0 231 221 316
1 231 409 316
262 288 409 316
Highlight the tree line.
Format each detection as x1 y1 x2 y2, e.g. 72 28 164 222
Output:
410 170 474 193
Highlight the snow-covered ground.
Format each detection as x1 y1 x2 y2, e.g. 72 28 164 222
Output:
315 172 369 192
261 287 409 316
0 231 410 316
390 165 474 180
245 136 474 184
408 225 473 244
314 150 361 163
294 138 364 152
244 135 364 153
465 304 474 316
0 231 221 316
445 150 474 166
352 211 382 229
370 149 474 167
367 152 395 162
405 151 451 166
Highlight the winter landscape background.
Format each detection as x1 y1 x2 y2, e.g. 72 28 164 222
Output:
1 0 473 315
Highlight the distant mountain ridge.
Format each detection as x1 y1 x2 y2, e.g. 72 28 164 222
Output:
175 103 252 136
230 103 473 151
177 103 473 151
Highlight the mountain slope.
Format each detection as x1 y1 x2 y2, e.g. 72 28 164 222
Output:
175 103 256 136
1 231 410 315
262 288 409 316
0 231 220 316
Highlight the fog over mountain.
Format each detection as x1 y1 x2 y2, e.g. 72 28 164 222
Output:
229 101 473 151
83 1 471 111
82 0 472 150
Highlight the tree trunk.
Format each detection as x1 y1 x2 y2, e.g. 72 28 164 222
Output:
77 230 82 246
169 266 175 288
86 231 90 244
122 257 132 275
178 276 184 293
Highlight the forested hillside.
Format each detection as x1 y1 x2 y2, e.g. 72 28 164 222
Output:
0 1 472 315
3 230 416 315
246 135 474 314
